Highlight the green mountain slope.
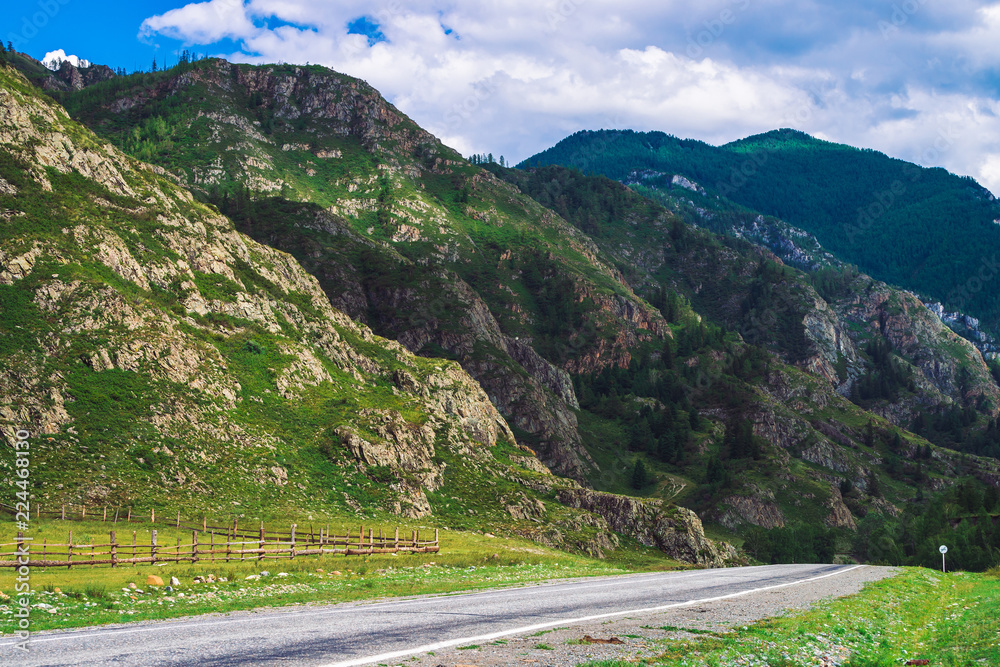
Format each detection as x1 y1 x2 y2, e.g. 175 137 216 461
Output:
14 57 1000 569
49 57 671 480
0 64 591 543
522 129 1000 337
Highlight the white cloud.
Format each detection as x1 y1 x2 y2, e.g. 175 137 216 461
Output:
140 0 258 44
139 0 1000 194
42 49 90 70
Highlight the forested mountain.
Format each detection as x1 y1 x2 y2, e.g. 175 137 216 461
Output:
3 54 1000 569
521 129 1000 341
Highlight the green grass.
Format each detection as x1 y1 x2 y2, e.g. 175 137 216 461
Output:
583 568 1000 666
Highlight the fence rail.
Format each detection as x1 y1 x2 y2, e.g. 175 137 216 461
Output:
0 512 439 569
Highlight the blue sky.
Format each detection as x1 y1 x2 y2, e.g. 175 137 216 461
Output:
5 0 1000 194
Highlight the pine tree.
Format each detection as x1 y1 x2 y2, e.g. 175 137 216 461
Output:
631 459 648 489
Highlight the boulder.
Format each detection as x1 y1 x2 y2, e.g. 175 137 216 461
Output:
146 575 164 586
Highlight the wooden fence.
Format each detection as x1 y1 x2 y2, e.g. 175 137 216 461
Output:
0 520 439 569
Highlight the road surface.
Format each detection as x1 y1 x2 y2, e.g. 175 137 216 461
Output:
1 564 879 666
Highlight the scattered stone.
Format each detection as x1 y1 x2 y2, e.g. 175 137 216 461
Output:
169 577 181 586
206 574 216 583
245 574 260 580
146 575 164 586
277 572 288 577
316 569 324 574
164 586 173 593
53 587 61 593
331 571 342 576
128 583 137 590
260 571 270 577
192 576 204 584
581 636 625 645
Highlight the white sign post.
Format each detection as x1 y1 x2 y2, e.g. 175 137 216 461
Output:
939 545 948 573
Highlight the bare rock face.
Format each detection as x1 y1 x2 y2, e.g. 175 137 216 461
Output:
801 294 861 389
825 486 856 530
714 490 786 530
557 489 740 567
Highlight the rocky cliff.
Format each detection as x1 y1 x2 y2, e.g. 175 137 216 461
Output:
557 488 740 567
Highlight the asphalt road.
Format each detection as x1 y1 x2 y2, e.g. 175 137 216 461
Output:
1 564 867 666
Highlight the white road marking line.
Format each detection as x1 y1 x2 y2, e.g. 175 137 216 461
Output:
318 565 866 667
0 568 730 647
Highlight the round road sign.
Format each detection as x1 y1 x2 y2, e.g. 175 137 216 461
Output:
939 545 948 554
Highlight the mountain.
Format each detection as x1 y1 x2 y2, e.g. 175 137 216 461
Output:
6 56 1000 569
521 129 1000 343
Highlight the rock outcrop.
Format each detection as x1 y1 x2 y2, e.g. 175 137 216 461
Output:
557 489 740 567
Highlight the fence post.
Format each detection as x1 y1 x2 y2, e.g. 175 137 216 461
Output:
326 523 330 546
151 530 157 565
42 538 46 562
203 517 207 532
435 528 439 548
369 527 374 554
81 505 85 520
15 532 22 567
132 531 137 566
359 525 364 551
110 531 117 568
61 505 65 521
151 508 155 523
412 530 417 548
290 524 296 560
310 524 314 544
114 508 119 524
177 511 180 529
394 527 399 552
36 504 40 520
258 522 265 562
127 507 131 522
210 531 215 563
67 531 72 569
103 507 107 522
192 531 198 565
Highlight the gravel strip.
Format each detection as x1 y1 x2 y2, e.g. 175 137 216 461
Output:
416 565 899 667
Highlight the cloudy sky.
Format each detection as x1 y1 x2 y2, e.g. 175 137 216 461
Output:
7 0 1000 192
